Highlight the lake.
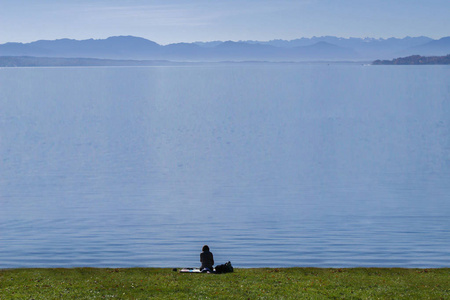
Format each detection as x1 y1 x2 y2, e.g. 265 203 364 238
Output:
0 63 449 269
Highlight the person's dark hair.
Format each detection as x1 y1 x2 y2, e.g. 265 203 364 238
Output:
202 245 209 252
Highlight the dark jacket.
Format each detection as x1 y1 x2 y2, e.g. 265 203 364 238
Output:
200 250 214 270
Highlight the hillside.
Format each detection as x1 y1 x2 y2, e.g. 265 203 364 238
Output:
402 37 450 56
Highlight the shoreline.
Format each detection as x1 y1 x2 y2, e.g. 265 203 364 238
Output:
0 55 370 67
373 54 450 65
2 266 450 270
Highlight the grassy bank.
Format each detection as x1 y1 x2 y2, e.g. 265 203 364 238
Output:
1 268 449 299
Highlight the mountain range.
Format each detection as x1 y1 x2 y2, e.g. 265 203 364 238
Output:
1 36 449 62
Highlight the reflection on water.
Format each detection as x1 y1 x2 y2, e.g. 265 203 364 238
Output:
0 64 449 268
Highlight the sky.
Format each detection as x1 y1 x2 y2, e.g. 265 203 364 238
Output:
1 0 449 44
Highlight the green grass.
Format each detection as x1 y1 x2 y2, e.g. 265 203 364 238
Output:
1 268 449 299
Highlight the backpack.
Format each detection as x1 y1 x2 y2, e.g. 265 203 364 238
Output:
215 261 234 274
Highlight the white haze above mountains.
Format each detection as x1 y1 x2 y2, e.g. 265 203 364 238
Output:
1 36 449 61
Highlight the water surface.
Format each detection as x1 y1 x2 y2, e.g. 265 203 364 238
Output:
1 64 449 268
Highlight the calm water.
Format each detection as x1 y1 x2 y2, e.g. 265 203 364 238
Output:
1 64 449 269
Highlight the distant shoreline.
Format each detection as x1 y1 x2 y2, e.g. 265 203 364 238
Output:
373 54 450 65
4 55 450 67
0 56 370 67
0 56 184 67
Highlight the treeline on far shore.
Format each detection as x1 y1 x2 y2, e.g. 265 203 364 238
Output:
373 54 450 65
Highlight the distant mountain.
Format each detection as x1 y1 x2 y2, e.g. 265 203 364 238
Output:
0 36 161 59
402 37 450 56
245 36 432 49
289 42 358 60
0 42 52 56
28 36 161 59
211 41 280 60
1 35 449 62
197 36 435 59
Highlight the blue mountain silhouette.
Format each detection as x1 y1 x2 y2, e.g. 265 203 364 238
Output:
0 35 448 61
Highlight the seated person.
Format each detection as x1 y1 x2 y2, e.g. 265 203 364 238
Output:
200 245 214 272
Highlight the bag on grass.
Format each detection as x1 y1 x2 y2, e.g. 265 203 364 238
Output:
215 261 234 274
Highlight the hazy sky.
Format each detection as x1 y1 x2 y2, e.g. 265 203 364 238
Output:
1 0 449 44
